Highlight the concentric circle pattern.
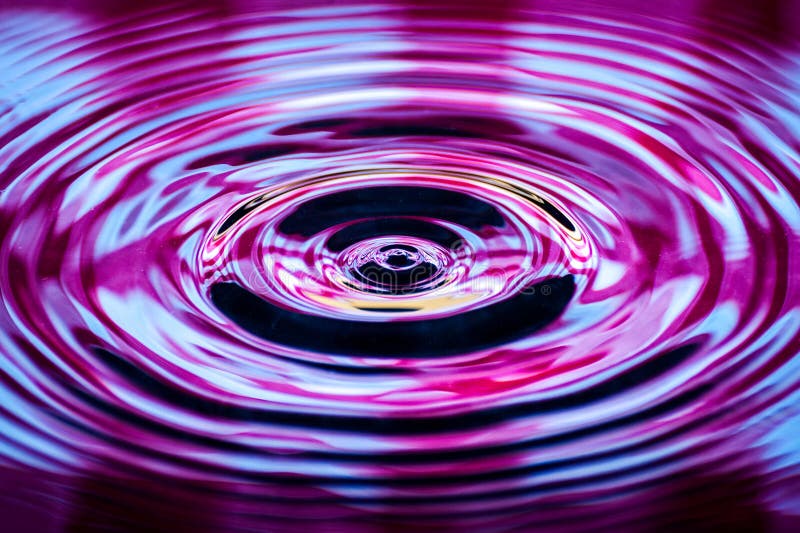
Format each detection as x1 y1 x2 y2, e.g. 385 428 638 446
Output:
1 1 800 530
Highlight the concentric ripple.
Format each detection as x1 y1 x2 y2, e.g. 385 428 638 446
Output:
1 1 800 531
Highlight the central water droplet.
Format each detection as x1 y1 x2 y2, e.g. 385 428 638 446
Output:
340 239 451 295
379 246 421 270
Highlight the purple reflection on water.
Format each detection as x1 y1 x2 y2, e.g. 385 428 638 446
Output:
1 0 800 530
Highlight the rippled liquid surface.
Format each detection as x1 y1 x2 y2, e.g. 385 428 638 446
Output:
1 0 800 530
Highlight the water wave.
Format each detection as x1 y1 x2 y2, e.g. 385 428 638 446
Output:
1 1 799 530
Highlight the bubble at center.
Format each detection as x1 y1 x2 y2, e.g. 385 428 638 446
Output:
378 245 421 270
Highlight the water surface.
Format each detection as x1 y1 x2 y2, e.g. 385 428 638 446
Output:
1 0 800 530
